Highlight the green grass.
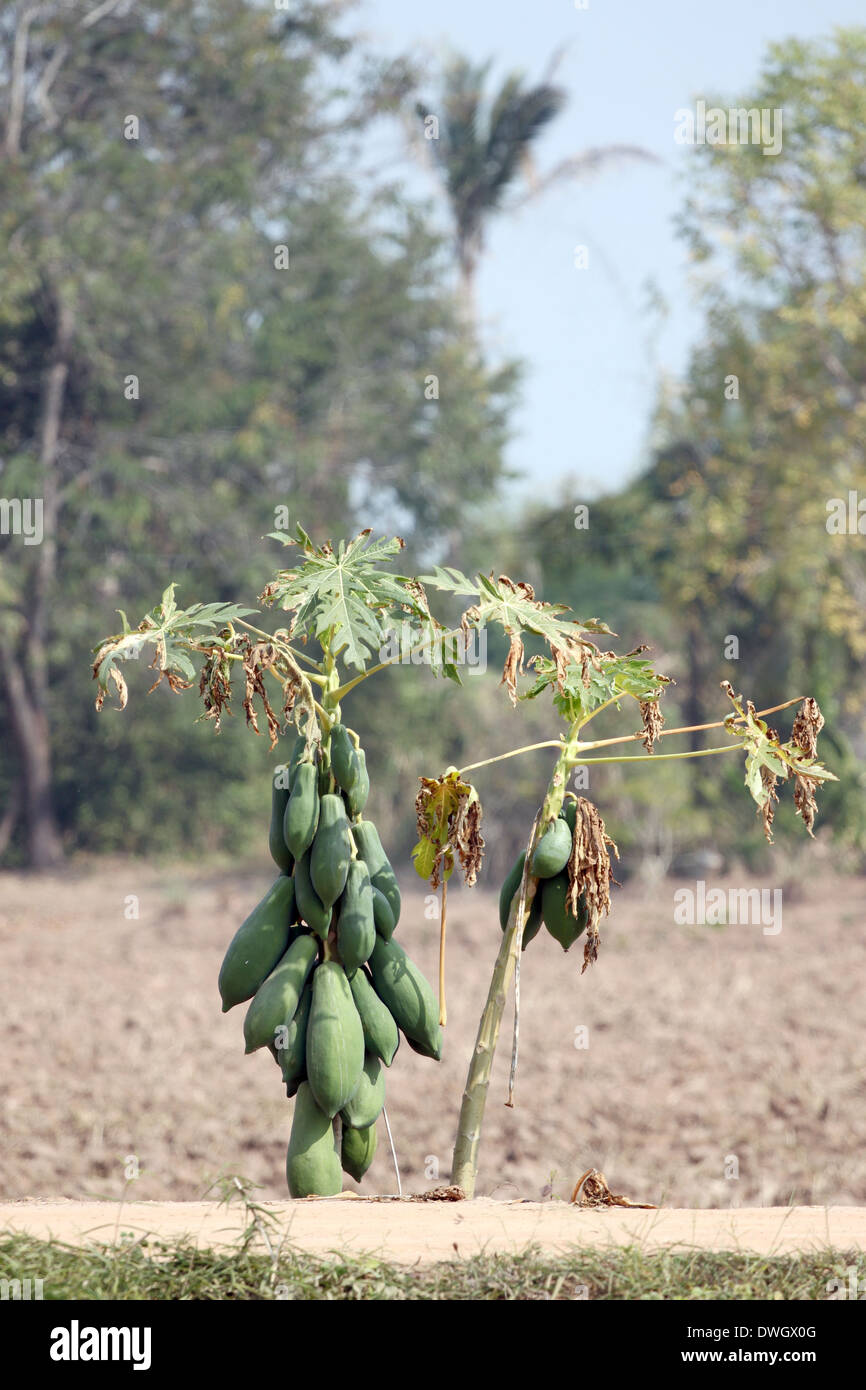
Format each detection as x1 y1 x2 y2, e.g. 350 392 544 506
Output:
1 1232 862 1300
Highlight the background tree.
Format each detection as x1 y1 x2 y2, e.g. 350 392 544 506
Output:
415 52 655 317
0 0 517 866
527 28 866 863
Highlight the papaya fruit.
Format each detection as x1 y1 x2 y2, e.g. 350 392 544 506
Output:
293 850 332 937
268 770 293 873
336 860 376 974
310 794 352 910
499 851 525 929
329 723 360 795
371 884 396 940
340 1053 384 1129
368 936 442 1061
541 872 588 952
560 798 577 833
306 961 365 1117
341 1120 377 1182
351 819 387 877
530 817 573 878
243 933 318 1054
287 731 308 791
283 761 320 860
218 875 295 1013
277 978 313 1096
371 860 401 929
498 851 542 948
345 748 369 818
286 1082 342 1197
348 967 399 1066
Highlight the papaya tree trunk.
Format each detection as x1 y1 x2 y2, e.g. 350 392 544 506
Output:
451 733 577 1196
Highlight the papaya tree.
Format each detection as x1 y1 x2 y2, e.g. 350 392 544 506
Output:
92 526 835 1198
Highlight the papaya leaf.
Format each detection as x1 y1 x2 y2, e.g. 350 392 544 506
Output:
262 529 414 670
92 588 257 707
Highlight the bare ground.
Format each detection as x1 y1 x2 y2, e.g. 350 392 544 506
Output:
2 1199 865 1263
1 862 864 1215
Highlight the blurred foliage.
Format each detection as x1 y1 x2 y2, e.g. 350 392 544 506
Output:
527 28 866 866
0 0 517 864
1 14 863 874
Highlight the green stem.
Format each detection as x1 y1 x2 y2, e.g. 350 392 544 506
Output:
578 743 742 766
458 740 563 777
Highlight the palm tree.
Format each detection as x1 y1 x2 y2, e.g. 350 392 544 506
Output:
416 54 657 319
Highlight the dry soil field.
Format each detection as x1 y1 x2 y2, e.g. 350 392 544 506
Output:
1 861 864 1223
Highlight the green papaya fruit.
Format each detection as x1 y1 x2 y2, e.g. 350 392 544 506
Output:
287 731 308 791
498 851 542 948
541 873 588 952
560 798 577 833
283 762 320 860
268 769 294 873
286 1082 342 1197
345 749 370 818
341 1120 377 1182
371 860 401 929
499 851 525 929
218 875 295 1013
340 1053 385 1129
329 723 360 794
277 979 313 1095
243 933 318 1054
310 794 352 910
530 818 573 878
351 819 387 877
348 967 399 1066
368 936 442 1061
371 884 396 940
293 850 332 937
306 961 365 1117
336 860 376 974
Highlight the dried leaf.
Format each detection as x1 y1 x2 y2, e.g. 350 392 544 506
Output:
638 698 664 753
566 798 619 972
240 638 281 750
414 772 484 889
793 773 819 837
759 765 780 843
500 633 525 707
570 1168 656 1210
791 697 825 760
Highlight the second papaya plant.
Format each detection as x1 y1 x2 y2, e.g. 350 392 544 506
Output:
92 525 835 1198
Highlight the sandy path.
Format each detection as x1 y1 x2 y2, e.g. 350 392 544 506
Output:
2 1200 865 1263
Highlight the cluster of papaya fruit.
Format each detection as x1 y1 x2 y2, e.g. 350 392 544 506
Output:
499 796 588 951
218 723 441 1197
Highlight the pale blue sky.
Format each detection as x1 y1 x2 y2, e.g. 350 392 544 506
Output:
357 0 864 500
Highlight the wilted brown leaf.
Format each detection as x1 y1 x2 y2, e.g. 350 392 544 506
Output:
566 797 619 973
759 765 780 843
500 633 525 707
240 638 281 749
638 698 664 753
792 697 825 760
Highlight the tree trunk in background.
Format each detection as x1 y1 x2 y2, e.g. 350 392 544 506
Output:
1 654 62 866
0 291 71 867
